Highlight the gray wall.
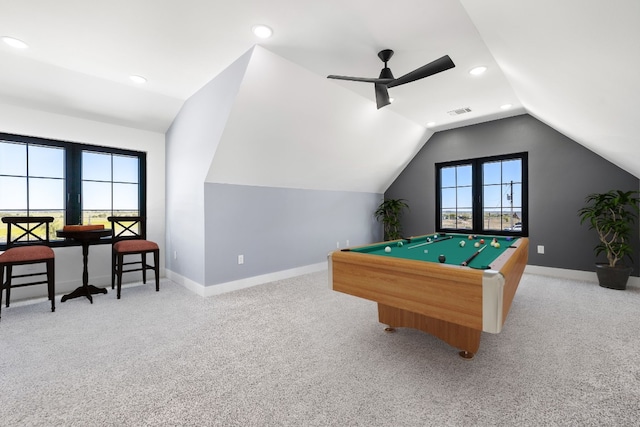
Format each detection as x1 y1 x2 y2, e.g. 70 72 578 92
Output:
386 114 640 275
204 183 382 285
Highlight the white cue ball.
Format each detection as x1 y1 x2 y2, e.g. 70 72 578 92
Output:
384 246 391 253
474 242 480 248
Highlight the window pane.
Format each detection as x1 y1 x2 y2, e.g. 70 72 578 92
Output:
441 167 456 187
457 211 472 230
29 178 64 210
481 157 525 233
456 165 472 186
457 187 472 208
0 141 26 176
83 151 111 181
440 209 454 228
82 211 111 227
502 159 522 183
0 177 27 209
483 162 501 185
29 145 64 178
113 183 138 210
484 211 503 231
82 181 112 209
441 188 456 209
439 164 474 230
483 185 501 209
113 155 139 183
81 152 140 220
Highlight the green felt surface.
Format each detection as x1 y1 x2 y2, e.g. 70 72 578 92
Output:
349 233 519 269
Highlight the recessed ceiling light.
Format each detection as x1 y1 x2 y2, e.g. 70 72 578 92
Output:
129 75 147 84
500 103 513 110
2 36 29 49
389 97 395 103
252 24 273 39
469 66 487 76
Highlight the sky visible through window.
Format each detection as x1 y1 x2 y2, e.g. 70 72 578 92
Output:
82 151 139 211
441 159 522 213
0 142 138 212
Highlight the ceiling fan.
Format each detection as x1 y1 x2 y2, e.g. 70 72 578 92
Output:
327 49 455 109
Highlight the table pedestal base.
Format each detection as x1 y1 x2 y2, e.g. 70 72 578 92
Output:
61 285 107 304
378 303 481 359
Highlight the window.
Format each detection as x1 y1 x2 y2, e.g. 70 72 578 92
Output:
0 133 146 249
81 150 141 227
436 152 528 236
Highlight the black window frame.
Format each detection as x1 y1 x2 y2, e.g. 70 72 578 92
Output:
0 132 146 250
436 152 528 237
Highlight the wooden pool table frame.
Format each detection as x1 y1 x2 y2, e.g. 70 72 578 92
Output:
328 236 529 358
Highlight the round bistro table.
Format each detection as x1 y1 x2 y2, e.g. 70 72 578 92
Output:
57 228 112 303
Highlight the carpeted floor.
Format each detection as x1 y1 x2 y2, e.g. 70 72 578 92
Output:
0 271 639 426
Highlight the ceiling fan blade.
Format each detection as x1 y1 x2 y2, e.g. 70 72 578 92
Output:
375 83 391 109
387 55 455 88
327 75 394 84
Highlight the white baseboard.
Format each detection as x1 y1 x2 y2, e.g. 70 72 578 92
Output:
165 269 206 297
524 264 640 286
166 263 640 298
166 262 328 297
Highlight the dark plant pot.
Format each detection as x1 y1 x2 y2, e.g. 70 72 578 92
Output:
595 263 633 290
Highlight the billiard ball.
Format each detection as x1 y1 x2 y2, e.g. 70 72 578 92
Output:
434 234 439 239
474 242 480 248
459 240 466 247
438 255 446 263
397 241 404 247
494 242 501 248
480 239 485 244
468 235 473 240
384 246 391 253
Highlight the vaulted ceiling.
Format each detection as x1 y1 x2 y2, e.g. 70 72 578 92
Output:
1 0 638 178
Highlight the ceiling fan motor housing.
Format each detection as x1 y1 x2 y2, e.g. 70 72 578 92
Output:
379 67 394 79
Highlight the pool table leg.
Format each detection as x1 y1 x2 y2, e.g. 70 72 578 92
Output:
378 303 481 359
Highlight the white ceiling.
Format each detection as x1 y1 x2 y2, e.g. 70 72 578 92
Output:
1 0 639 178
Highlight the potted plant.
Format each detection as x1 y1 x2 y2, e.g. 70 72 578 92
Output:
578 189 640 289
374 199 409 240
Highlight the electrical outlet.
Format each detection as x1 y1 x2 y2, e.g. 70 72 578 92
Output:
174 251 177 260
537 245 544 254
238 254 244 265
336 241 340 248
346 240 350 247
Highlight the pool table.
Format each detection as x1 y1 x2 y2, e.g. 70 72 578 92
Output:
328 233 529 358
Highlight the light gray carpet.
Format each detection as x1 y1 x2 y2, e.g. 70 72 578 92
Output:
1 271 639 426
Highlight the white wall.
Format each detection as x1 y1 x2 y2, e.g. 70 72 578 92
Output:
0 103 166 301
164 48 252 288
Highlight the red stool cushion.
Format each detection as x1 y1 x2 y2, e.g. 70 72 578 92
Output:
0 245 55 263
113 240 158 254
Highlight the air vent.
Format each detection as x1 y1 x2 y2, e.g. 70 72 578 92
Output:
447 107 472 116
